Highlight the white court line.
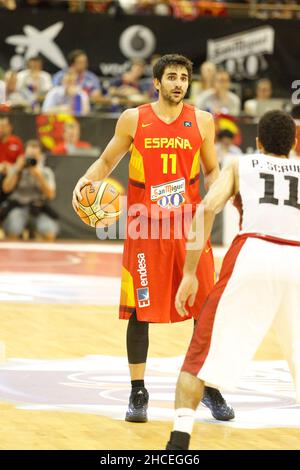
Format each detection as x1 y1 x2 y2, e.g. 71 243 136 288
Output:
0 241 124 254
0 241 228 258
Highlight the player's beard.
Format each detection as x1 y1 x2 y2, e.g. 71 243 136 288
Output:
160 85 186 106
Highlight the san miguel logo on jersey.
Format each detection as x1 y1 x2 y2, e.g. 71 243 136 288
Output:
144 137 192 150
151 178 185 209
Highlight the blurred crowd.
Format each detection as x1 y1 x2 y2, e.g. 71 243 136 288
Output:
1 51 299 241
0 50 292 117
1 0 300 20
0 1 299 241
0 51 158 115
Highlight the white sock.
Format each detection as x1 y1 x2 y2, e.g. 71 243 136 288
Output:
173 408 195 435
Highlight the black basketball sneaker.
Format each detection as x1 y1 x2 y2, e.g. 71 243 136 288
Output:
166 431 190 450
201 386 235 421
125 387 149 423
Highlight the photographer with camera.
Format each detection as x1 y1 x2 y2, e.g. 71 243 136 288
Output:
2 139 59 241
0 116 24 164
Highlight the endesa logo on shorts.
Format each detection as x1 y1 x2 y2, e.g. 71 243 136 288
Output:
150 178 185 209
136 253 150 308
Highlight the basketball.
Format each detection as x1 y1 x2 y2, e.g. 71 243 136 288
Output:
76 180 121 228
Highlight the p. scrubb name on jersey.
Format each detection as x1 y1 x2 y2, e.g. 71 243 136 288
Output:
136 252 150 308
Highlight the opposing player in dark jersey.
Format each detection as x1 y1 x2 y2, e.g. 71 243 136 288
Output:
166 110 300 450
73 54 234 424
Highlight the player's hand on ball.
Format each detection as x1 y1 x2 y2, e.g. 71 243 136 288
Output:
175 274 199 317
72 177 93 212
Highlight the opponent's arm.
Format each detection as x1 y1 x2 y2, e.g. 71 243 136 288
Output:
175 158 239 317
72 108 138 211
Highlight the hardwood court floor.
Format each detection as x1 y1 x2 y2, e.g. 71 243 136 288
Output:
0 302 299 450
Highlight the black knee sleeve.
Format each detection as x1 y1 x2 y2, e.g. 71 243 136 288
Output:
126 311 149 364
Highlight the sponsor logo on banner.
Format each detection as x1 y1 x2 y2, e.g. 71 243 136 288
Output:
136 253 150 307
119 25 156 59
207 26 275 79
100 25 156 77
151 178 185 209
5 22 67 71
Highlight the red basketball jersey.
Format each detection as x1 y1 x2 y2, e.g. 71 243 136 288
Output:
119 103 215 323
127 103 203 217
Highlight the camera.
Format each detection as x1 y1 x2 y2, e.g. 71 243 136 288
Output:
24 156 38 167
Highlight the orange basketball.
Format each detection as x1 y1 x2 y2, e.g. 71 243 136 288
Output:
76 180 121 228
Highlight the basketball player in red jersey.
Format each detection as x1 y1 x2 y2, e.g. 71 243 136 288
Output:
166 110 300 450
73 55 234 423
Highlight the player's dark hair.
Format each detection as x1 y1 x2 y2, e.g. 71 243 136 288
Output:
67 49 87 66
153 54 193 84
258 110 296 156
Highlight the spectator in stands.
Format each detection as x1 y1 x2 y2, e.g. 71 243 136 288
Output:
152 0 172 15
42 70 90 116
244 78 273 117
0 116 24 164
0 161 8 211
256 0 294 19
134 0 171 15
189 61 217 105
52 120 97 156
4 70 28 109
109 59 148 106
2 139 58 241
140 54 161 100
0 161 10 229
196 69 241 116
117 0 138 14
215 129 242 166
17 56 52 112
0 0 16 9
67 0 84 11
171 0 199 20
86 0 114 12
19 0 61 9
0 80 5 104
53 49 102 105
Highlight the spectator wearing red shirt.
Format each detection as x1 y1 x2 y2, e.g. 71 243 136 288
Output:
0 116 24 164
52 120 92 156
